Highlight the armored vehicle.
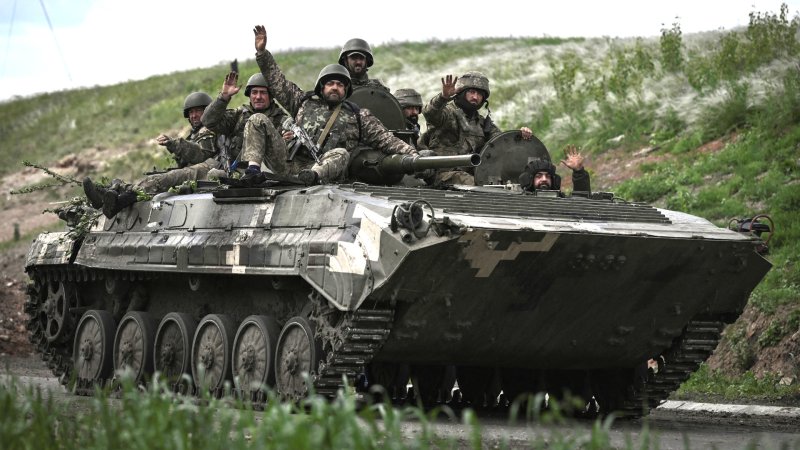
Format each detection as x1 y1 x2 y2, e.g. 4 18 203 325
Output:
23 95 771 418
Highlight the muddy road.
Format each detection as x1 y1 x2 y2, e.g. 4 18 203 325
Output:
2 354 799 449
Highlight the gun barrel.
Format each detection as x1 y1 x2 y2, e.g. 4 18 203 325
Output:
380 153 481 174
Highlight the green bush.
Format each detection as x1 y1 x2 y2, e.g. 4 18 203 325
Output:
659 21 684 73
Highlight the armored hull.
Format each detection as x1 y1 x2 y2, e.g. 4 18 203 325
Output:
25 182 770 415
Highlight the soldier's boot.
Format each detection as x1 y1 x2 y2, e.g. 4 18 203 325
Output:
297 169 320 186
82 177 107 209
102 189 138 218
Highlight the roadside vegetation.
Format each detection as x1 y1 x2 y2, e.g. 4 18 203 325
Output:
1 3 799 446
0 376 645 450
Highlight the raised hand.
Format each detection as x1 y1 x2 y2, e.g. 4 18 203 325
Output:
441 74 458 99
254 25 267 53
221 71 240 100
560 144 585 171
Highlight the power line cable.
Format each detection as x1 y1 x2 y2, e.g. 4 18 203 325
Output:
39 0 72 82
1 0 17 78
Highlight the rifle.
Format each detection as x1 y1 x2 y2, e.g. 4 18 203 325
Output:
273 99 321 164
216 134 241 175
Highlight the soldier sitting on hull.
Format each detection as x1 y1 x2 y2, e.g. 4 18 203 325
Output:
394 88 426 149
243 25 417 186
423 72 534 185
519 145 591 194
202 71 290 175
339 38 389 92
156 92 217 168
83 91 224 218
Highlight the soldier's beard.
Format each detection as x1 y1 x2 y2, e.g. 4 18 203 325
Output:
406 115 418 124
455 93 481 116
349 65 366 78
323 93 344 107
535 180 551 190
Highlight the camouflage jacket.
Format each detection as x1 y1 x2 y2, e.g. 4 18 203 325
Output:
165 126 217 167
201 95 286 163
422 93 501 155
256 50 416 160
351 75 390 92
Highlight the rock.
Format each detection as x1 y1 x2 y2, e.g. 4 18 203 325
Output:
778 376 794 386
634 146 660 157
0 335 9 342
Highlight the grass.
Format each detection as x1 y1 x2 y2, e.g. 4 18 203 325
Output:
675 364 800 402
0 374 659 450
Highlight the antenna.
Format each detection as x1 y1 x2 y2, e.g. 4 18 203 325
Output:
39 0 72 82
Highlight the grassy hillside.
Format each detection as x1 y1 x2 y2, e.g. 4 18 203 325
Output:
2 5 799 396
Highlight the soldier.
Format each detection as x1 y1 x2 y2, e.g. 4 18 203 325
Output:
244 25 417 186
202 72 289 174
519 145 591 193
338 38 389 92
394 88 425 149
83 91 227 218
156 92 217 167
423 72 534 185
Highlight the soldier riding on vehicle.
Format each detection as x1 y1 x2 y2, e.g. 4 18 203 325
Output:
338 38 390 92
423 72 534 185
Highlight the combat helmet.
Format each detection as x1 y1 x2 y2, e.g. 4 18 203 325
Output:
394 89 423 109
338 38 374 68
244 73 268 97
315 64 353 98
455 71 490 99
183 92 213 118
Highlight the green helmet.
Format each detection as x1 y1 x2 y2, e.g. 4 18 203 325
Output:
394 89 423 108
183 92 213 118
338 38 374 68
244 73 268 97
315 64 353 98
455 71 490 99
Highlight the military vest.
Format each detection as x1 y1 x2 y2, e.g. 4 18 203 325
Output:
426 104 490 156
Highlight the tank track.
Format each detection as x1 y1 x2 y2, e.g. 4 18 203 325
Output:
26 265 395 401
24 266 97 386
615 318 725 417
25 266 157 393
313 308 395 398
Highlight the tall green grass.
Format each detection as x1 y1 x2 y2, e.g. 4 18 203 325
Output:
0 375 660 450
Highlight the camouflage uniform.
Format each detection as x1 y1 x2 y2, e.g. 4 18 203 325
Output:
165 125 217 167
253 50 416 182
422 90 501 185
338 38 390 93
202 95 287 172
395 88 425 149
133 160 217 194
352 76 390 93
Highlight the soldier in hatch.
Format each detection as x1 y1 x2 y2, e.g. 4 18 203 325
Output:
518 145 591 193
242 25 417 186
338 38 390 92
423 72 534 185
